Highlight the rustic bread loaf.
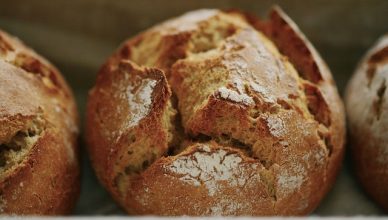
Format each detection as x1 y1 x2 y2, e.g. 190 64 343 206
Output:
87 7 345 215
345 35 388 211
0 29 79 214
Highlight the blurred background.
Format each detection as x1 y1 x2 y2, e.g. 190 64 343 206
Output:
0 0 387 215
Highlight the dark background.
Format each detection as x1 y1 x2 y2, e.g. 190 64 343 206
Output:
0 0 387 215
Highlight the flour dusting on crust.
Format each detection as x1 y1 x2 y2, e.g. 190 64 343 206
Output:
266 115 286 138
209 198 251 216
217 86 253 106
277 162 306 196
250 82 276 103
126 79 157 127
165 145 258 196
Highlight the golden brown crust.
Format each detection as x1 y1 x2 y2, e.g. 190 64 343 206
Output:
0 30 79 215
87 7 345 216
129 141 275 215
345 34 388 211
251 6 346 204
86 59 176 206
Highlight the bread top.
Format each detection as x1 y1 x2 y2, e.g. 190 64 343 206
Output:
346 35 388 166
0 30 78 184
87 7 345 215
0 30 73 97
87 60 176 195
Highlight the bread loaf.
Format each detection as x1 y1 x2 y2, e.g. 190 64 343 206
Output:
345 35 388 211
87 7 345 215
0 30 79 214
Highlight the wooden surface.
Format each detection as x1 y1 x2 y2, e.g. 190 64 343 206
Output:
0 0 387 215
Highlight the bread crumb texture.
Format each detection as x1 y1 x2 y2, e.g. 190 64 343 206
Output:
0 113 45 173
87 8 345 215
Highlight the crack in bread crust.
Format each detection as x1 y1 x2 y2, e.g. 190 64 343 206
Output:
248 7 335 157
0 31 71 97
87 7 345 216
0 31 75 94
0 112 46 175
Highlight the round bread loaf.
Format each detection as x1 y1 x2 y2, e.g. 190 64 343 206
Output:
87 7 345 215
0 30 79 214
345 35 388 211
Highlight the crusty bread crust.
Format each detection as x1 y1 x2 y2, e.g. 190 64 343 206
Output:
0 30 79 214
345 35 388 211
87 7 345 216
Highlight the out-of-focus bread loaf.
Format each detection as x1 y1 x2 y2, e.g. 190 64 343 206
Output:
345 34 388 211
0 29 79 215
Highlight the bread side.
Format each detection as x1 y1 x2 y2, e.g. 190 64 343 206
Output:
345 35 388 211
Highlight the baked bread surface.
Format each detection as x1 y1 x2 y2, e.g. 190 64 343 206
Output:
87 7 345 215
345 35 388 211
0 30 79 214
